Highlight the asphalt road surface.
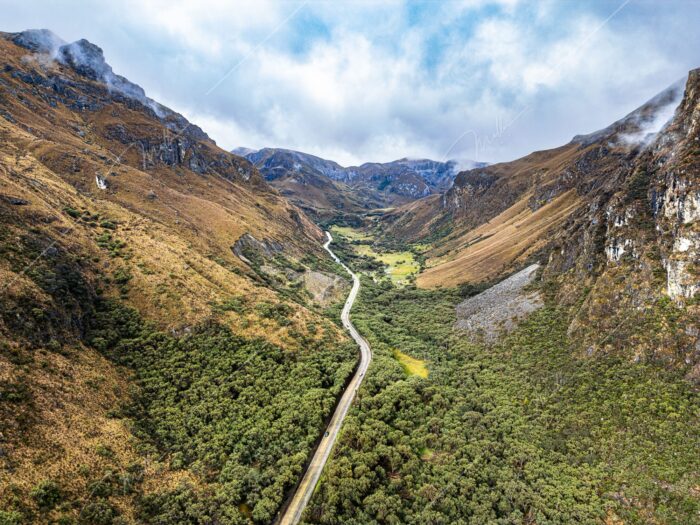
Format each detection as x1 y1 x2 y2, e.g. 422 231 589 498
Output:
277 231 372 525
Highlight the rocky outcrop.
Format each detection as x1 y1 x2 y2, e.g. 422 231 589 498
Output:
383 67 698 368
548 69 699 366
11 30 174 122
1 30 263 185
232 233 284 265
651 70 700 300
303 271 349 307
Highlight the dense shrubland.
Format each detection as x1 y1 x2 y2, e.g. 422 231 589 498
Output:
3 218 697 524
0 217 357 524
304 278 700 524
87 299 357 524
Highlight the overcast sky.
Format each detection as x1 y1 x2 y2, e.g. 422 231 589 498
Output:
3 0 700 165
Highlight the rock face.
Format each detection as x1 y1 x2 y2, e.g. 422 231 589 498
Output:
11 28 65 53
383 68 699 367
2 29 258 184
455 264 542 340
651 70 700 300
303 271 349 307
533 72 698 362
232 233 284 265
12 30 161 116
570 69 700 301
0 28 325 275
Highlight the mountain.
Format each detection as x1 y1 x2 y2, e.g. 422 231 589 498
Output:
3 24 699 525
378 69 699 364
0 29 357 524
240 147 485 221
301 72 700 525
241 147 374 221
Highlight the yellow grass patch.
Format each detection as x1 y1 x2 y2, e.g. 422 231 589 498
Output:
330 226 419 284
330 225 373 241
411 243 431 253
355 245 420 284
393 349 429 378
420 448 435 461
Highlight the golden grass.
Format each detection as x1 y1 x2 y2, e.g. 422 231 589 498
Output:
0 36 351 522
411 243 431 253
0 345 142 522
330 225 373 241
0 116 343 348
418 190 581 288
393 349 429 378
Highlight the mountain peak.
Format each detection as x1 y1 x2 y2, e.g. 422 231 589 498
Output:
572 77 686 148
57 38 111 82
231 146 259 157
10 28 65 54
6 29 171 120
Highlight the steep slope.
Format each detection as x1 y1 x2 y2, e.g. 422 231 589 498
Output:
243 147 484 221
381 76 688 286
380 70 698 366
0 30 356 524
0 28 336 329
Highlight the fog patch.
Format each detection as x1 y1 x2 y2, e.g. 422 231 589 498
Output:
618 79 685 147
452 158 489 173
12 29 168 118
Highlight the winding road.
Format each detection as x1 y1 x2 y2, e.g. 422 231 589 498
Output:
277 231 372 525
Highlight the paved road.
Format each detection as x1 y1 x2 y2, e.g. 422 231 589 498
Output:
277 231 372 525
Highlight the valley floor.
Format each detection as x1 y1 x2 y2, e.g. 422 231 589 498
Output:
278 233 371 525
299 226 700 525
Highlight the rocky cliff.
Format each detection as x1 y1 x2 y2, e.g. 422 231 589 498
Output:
380 68 699 371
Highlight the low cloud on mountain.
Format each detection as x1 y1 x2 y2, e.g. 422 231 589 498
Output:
2 0 699 165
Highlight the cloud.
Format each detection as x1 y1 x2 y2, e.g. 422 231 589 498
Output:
2 0 699 165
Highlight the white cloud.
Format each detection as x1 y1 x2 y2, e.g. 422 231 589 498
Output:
2 0 698 165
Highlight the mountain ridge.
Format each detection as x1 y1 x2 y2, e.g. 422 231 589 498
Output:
375 69 699 368
238 146 486 221
1 23 699 525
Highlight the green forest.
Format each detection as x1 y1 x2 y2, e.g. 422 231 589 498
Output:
0 214 357 525
302 278 700 525
87 299 357 524
3 222 698 525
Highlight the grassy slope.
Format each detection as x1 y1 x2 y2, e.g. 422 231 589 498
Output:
0 36 355 524
376 144 585 287
417 190 581 287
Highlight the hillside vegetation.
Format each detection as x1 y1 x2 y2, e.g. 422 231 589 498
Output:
1 27 699 525
304 278 700 524
0 30 356 524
